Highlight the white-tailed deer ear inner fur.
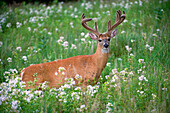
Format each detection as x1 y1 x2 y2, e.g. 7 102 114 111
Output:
89 33 98 40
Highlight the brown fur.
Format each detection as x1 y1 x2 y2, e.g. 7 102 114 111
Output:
20 41 109 89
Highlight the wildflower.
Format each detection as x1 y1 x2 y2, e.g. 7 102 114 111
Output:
112 69 118 75
118 58 122 61
121 31 125 34
6 23 11 27
130 53 134 57
138 75 144 81
156 29 160 32
85 33 89 38
0 41 3 47
81 32 85 36
55 72 58 76
140 91 144 94
62 41 68 47
152 33 157 37
16 47 22 51
11 100 20 110
131 23 135 27
7 57 12 62
149 47 154 52
139 0 142 6
125 45 132 52
105 75 110 79
120 70 126 76
55 28 58 32
106 62 111 67
138 59 144 63
62 72 65 75
152 93 157 99
139 23 142 26
75 87 81 91
124 19 128 23
75 74 82 80
57 39 63 44
92 18 97 22
131 39 135 42
10 69 18 74
22 56 27 61
48 32 52 35
81 38 86 42
58 67 65 72
145 44 150 48
16 22 22 28
71 44 77 49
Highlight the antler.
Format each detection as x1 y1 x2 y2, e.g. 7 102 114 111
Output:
107 10 126 35
81 13 100 37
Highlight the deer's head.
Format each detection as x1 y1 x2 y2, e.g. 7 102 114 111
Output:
81 10 126 53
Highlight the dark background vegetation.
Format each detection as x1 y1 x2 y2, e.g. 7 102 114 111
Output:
1 0 78 6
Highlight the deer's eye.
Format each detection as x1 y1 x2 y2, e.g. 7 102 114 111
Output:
98 39 102 42
108 38 110 41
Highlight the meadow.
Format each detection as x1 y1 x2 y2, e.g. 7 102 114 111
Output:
0 0 169 112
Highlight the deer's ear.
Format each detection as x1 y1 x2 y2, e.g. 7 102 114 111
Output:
89 33 98 40
110 29 117 38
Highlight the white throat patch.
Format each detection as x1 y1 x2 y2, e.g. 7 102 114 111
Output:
102 48 109 53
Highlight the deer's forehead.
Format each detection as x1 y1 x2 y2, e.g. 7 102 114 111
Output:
99 34 110 39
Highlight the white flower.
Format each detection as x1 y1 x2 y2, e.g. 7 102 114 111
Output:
138 59 144 63
22 56 27 61
131 23 135 27
6 23 11 27
140 91 144 94
138 75 144 81
131 39 135 42
81 32 85 36
62 72 65 75
130 53 134 57
58 67 65 72
60 36 64 40
75 74 82 80
62 41 68 47
48 32 52 35
120 70 126 76
16 22 22 28
80 105 86 109
149 47 154 52
106 62 111 67
145 44 150 48
85 33 89 38
71 44 77 49
7 57 12 62
124 19 128 23
112 69 118 75
55 72 58 76
0 41 3 47
55 28 58 31
11 100 20 109
105 75 110 79
81 38 85 42
121 31 125 34
125 45 132 52
16 47 22 51
152 33 157 37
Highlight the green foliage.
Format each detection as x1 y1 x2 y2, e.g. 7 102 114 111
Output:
0 0 169 112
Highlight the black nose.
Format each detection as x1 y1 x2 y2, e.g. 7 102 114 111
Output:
104 43 109 48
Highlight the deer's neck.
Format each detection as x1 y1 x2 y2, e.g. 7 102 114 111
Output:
93 43 109 74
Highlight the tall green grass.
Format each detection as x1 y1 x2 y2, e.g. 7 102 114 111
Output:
0 0 169 112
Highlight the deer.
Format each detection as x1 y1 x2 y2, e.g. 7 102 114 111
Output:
20 10 126 89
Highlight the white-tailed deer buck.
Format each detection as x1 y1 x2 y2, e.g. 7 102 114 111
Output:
20 10 126 89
